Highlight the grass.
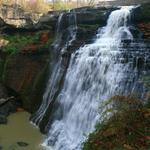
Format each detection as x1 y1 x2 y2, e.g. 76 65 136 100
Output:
83 95 150 150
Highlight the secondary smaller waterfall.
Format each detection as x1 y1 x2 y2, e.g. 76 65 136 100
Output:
43 6 136 150
32 10 77 126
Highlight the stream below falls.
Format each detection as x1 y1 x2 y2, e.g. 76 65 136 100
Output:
0 112 44 150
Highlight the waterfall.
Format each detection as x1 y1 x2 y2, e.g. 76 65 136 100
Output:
42 6 140 150
31 10 77 126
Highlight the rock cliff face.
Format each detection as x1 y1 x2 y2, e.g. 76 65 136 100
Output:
0 4 41 29
0 5 54 118
2 52 49 112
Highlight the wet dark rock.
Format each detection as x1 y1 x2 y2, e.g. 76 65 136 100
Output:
0 84 20 124
0 114 7 124
0 18 5 27
0 100 17 114
0 100 19 124
130 3 150 39
132 3 150 23
17 142 29 147
129 26 143 39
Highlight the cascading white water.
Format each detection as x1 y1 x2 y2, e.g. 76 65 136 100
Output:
43 6 135 150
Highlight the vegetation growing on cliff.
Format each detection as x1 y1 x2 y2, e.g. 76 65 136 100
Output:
1 34 38 53
0 32 54 54
83 95 150 150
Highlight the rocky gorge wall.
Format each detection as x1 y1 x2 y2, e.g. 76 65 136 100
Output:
0 2 150 127
0 4 110 124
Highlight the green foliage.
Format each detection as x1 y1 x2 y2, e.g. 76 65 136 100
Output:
0 32 54 54
83 95 150 150
1 34 40 54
